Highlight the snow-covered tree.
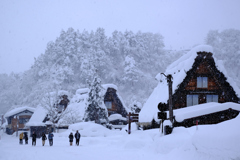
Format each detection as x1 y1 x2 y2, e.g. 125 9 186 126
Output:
84 74 108 124
205 29 240 85
123 55 141 86
41 90 70 132
128 98 142 113
0 28 176 116
58 109 82 126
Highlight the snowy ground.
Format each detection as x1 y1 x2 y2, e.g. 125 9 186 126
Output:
1 116 240 160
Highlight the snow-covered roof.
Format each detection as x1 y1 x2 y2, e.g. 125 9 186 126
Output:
102 84 118 91
25 106 47 126
76 88 89 95
174 102 240 122
69 84 130 121
139 45 240 122
65 95 88 121
4 106 35 118
108 114 127 121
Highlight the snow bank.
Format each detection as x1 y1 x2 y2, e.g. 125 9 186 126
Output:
174 102 240 122
59 122 123 137
1 115 240 160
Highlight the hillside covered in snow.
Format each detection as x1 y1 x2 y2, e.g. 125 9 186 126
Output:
0 28 240 115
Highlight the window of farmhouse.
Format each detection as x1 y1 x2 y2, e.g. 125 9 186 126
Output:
197 77 208 88
19 118 30 124
187 95 199 106
206 95 218 103
105 101 112 109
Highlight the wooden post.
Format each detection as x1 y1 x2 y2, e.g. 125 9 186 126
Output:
161 73 173 124
196 120 198 130
167 74 173 124
128 112 131 134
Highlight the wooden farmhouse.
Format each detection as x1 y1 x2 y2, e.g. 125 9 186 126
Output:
4 106 35 135
139 45 240 127
69 84 130 128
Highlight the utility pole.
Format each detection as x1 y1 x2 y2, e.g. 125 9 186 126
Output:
161 73 173 124
16 116 19 137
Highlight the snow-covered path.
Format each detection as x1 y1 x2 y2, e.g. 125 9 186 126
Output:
0 131 161 160
1 116 240 160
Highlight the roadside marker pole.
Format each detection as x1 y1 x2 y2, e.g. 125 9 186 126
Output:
196 120 198 130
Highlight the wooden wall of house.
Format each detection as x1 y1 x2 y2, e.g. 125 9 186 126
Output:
11 115 32 132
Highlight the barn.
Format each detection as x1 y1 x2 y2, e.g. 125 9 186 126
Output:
139 45 240 127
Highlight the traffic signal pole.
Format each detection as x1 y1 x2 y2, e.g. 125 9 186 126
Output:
161 73 174 124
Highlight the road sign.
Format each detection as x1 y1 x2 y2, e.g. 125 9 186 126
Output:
158 112 167 120
158 102 167 112
127 113 139 122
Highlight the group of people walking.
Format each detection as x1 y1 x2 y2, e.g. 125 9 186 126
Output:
69 130 81 146
19 130 81 146
40 132 54 146
31 131 54 146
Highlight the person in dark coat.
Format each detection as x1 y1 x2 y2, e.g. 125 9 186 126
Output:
48 132 54 146
74 130 81 146
24 132 28 144
69 132 74 146
41 132 47 146
32 131 37 146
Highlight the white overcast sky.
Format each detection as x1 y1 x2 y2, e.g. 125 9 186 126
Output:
0 0 240 74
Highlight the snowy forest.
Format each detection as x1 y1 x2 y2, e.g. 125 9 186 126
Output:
0 28 240 115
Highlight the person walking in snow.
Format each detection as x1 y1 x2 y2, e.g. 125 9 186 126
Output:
69 132 74 146
41 132 47 146
19 132 24 144
24 132 28 144
74 130 81 146
48 132 54 146
32 131 37 146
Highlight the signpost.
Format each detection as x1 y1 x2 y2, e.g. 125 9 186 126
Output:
127 112 139 134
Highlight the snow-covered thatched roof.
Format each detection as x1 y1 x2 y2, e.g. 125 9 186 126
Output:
25 106 47 126
4 106 35 118
68 84 130 121
26 90 70 126
139 45 240 122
